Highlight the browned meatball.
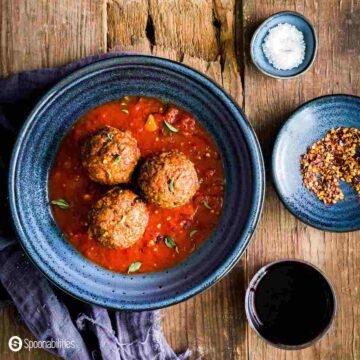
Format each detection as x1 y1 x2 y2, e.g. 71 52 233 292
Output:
81 126 140 185
138 151 199 208
89 188 149 248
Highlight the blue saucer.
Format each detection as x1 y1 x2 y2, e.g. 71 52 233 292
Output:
251 11 317 79
272 95 360 232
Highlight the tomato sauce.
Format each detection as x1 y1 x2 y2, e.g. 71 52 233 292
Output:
49 96 224 273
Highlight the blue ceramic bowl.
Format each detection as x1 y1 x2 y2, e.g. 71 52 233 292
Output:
9 55 265 310
251 11 317 79
272 94 360 232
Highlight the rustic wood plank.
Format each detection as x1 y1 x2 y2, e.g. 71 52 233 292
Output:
0 1 105 359
243 1 360 359
107 0 151 53
0 0 106 77
107 1 246 358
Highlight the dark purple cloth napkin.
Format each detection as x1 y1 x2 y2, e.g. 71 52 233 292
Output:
0 53 190 360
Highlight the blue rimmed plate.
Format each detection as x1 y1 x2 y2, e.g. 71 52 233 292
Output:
272 94 360 232
9 55 265 310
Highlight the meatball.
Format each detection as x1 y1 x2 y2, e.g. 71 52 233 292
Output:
81 126 140 185
89 188 149 248
138 151 199 208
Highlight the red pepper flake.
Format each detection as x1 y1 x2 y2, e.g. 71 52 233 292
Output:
300 127 360 205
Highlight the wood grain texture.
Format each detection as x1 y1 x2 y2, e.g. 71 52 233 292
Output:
0 0 105 359
243 1 360 359
1 0 359 359
0 0 106 77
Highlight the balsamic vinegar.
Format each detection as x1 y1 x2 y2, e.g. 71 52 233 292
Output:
250 261 335 346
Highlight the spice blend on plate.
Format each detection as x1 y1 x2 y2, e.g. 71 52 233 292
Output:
300 127 360 205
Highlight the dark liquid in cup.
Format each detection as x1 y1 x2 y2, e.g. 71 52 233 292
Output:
249 261 335 346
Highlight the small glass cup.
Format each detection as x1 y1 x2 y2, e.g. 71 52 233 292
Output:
245 259 336 350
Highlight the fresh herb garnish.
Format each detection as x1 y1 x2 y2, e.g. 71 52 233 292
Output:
113 155 121 165
169 179 175 192
163 120 178 133
164 236 180 254
203 200 211 209
189 230 198 238
51 199 70 209
121 109 129 114
128 262 142 273
164 235 176 248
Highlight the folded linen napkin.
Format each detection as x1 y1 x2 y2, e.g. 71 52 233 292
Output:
0 53 190 360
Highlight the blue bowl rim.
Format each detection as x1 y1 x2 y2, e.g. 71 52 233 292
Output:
250 10 318 79
271 93 360 233
9 54 265 310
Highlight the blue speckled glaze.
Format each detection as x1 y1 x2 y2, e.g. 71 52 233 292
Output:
9 55 265 310
251 11 317 79
272 94 360 232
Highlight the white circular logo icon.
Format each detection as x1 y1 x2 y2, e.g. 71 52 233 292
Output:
8 336 23 352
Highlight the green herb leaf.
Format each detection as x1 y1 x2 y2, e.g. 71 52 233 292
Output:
128 262 142 273
189 230 198 238
164 235 176 248
163 120 178 133
169 178 175 192
51 198 70 209
203 200 211 210
121 109 129 114
113 155 121 165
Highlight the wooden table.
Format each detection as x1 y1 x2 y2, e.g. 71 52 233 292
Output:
1 1 359 359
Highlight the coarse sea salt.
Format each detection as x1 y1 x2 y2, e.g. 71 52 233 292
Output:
262 23 306 71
